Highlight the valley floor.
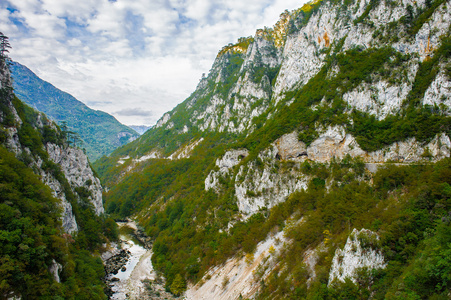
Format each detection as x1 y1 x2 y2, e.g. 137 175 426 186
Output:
104 221 175 300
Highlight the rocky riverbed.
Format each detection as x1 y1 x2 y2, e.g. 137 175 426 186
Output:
102 220 175 300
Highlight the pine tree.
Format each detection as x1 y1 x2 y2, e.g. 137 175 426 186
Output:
0 32 11 60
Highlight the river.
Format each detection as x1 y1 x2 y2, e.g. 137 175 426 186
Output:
104 221 173 300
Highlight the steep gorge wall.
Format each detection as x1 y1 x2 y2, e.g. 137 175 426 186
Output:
98 0 451 297
151 0 450 138
122 0 451 193
195 0 450 217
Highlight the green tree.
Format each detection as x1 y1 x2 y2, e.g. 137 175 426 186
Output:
170 274 186 296
0 32 11 59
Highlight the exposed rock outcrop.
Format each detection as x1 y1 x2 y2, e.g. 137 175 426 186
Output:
155 112 171 128
304 127 451 163
328 228 386 285
205 149 249 191
274 131 307 160
47 143 104 215
42 174 78 233
423 67 451 112
207 127 450 216
234 158 308 215
186 230 286 300
49 259 62 283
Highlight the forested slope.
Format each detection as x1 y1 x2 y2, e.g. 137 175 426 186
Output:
94 0 451 298
1 57 117 298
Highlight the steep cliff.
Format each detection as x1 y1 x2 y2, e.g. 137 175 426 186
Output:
95 0 451 297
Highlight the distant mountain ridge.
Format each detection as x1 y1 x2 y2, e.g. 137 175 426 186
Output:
128 124 152 135
10 61 139 161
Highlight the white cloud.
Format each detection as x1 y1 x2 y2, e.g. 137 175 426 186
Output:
87 1 125 37
3 0 309 125
0 10 19 36
67 38 82 47
40 0 100 23
184 0 211 21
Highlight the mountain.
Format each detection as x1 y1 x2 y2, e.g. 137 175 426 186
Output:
128 124 152 135
94 0 451 298
9 61 139 161
0 58 116 298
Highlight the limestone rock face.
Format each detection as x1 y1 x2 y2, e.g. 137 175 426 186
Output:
423 68 451 112
216 149 250 171
329 228 386 285
306 126 364 162
4 127 22 155
273 132 307 160
155 112 171 128
302 126 450 164
367 133 451 163
205 149 249 191
273 6 331 103
342 77 416 120
207 128 450 217
49 259 62 283
42 174 78 233
47 143 104 215
206 143 308 215
190 36 280 134
234 147 308 215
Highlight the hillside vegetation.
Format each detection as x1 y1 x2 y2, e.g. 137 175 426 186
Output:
94 0 451 297
1 59 117 299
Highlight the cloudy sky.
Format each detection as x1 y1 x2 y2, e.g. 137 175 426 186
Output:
1 0 305 126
